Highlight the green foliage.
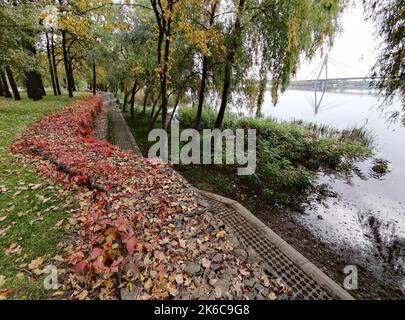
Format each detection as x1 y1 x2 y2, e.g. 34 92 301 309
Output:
179 107 372 207
364 0 405 122
180 106 237 129
249 0 346 104
0 2 40 73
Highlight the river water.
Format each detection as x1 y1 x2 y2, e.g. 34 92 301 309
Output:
238 89 405 291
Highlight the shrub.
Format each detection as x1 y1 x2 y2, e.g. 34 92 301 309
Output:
178 107 373 208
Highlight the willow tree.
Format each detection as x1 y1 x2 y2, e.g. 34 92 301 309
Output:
150 0 215 130
177 0 224 129
364 0 405 122
214 0 246 129
214 0 346 128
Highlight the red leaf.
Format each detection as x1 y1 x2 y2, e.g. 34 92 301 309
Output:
157 264 166 274
90 247 104 260
74 260 88 273
115 217 128 233
125 235 138 254
93 261 108 273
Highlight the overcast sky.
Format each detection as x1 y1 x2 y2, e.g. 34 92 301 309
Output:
295 4 378 80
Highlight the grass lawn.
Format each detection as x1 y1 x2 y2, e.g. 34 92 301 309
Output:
0 92 86 299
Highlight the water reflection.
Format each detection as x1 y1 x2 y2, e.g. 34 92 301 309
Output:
236 89 405 289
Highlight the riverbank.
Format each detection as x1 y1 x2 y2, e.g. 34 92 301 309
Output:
125 108 404 299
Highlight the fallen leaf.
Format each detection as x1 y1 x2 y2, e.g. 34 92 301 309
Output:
29 184 42 190
52 255 65 263
77 290 88 300
179 239 186 249
28 256 44 270
12 191 22 198
0 226 11 237
216 230 226 238
33 268 44 276
144 278 153 290
0 288 11 300
54 219 64 228
5 243 22 255
261 273 270 287
90 247 103 259
16 273 25 280
51 291 65 297
239 268 250 276
0 216 7 222
201 257 211 269
0 275 5 287
175 274 184 285
268 292 277 300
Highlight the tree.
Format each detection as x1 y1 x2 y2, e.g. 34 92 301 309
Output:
211 0 345 128
0 1 43 100
214 0 246 129
50 0 107 97
50 29 62 95
150 0 176 130
0 73 4 97
5 66 21 100
45 32 58 96
0 70 12 98
364 0 405 121
180 0 223 129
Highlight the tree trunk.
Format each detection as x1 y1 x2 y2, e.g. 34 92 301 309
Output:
143 89 149 114
92 62 96 96
5 66 21 101
0 73 4 96
150 92 161 119
256 79 267 118
130 80 138 120
160 39 170 130
215 62 231 129
26 72 43 101
0 70 12 98
151 0 173 130
61 30 73 97
69 59 76 92
26 79 32 99
195 3 217 129
51 30 61 95
195 55 209 129
168 89 182 127
46 32 57 96
122 88 130 113
215 0 246 129
40 74 46 96
150 104 163 130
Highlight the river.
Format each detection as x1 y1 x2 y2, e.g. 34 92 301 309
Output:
237 89 405 291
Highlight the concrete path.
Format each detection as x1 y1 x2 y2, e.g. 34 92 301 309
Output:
100 93 353 300
101 94 142 156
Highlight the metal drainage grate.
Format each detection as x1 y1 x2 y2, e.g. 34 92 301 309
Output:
203 196 334 300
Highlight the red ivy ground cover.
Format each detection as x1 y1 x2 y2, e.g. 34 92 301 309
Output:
11 96 291 300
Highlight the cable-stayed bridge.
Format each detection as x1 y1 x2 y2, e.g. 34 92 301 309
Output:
289 54 373 92
290 77 373 91
286 54 374 115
